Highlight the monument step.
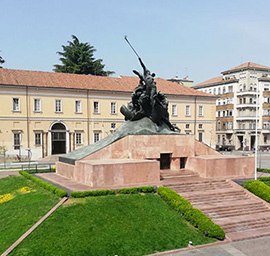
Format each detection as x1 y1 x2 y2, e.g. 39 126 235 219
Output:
206 208 269 219
168 182 233 193
166 178 270 241
226 226 270 241
200 201 265 213
223 218 270 233
196 199 260 210
214 212 270 226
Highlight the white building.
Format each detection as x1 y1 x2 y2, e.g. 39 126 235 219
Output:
193 62 270 151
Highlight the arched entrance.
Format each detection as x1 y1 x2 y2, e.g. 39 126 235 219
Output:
51 123 67 155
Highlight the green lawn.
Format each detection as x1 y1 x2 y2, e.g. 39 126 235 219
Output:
0 176 59 254
10 194 215 256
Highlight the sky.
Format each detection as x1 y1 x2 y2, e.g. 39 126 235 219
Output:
2 0 270 84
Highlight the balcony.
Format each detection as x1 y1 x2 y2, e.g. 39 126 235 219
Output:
236 104 259 108
236 90 259 96
235 116 259 121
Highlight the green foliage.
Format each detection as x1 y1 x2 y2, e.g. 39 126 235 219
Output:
54 35 114 76
10 194 215 255
257 168 270 173
19 171 67 197
71 186 155 198
243 180 270 203
157 187 225 240
71 189 116 198
24 168 55 174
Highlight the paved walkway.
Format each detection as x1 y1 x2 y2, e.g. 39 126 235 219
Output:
166 235 270 256
0 170 19 179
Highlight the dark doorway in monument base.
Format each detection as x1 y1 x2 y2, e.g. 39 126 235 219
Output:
180 157 187 169
160 153 171 169
51 123 66 155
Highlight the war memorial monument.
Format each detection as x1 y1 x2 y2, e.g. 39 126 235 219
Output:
56 40 254 189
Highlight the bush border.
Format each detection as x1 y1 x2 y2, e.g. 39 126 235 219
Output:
243 179 270 203
19 171 67 197
71 186 155 198
157 187 225 240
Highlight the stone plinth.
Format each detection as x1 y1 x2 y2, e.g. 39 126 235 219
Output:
57 158 160 188
186 155 255 178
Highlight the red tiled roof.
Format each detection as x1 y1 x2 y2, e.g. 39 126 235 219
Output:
0 68 214 98
222 62 270 73
193 76 223 87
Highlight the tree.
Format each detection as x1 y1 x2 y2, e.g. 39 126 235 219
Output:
54 35 114 76
0 51 5 68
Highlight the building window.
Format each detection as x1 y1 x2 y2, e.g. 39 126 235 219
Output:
198 132 203 142
172 104 177 116
75 100 82 113
213 88 216 95
75 133 82 145
185 124 190 129
218 135 221 144
55 99 62 112
93 101 99 114
218 87 221 95
13 132 20 150
264 136 267 144
217 120 221 131
228 86 233 92
35 133 41 145
34 99 41 112
198 106 203 117
13 98 20 111
110 102 117 114
223 86 226 94
217 111 220 117
198 124 203 129
185 105 191 116
94 132 100 143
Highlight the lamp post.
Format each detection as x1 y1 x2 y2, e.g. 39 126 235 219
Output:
18 131 21 162
255 84 259 180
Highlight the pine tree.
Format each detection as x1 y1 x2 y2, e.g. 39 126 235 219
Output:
54 35 114 76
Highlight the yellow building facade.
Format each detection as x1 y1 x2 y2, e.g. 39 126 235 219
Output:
0 69 216 160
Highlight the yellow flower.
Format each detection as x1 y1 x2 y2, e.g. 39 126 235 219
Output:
20 186 36 194
0 193 13 204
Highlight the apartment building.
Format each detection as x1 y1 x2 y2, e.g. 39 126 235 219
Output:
193 62 270 150
0 68 216 160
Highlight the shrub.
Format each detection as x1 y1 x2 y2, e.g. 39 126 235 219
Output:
157 187 225 240
71 190 116 198
71 186 155 198
19 171 67 197
243 180 270 203
257 168 270 173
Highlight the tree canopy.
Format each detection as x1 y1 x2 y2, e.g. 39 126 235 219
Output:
0 52 5 68
54 35 114 76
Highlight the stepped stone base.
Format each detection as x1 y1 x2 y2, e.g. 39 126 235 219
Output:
57 134 254 189
186 155 254 178
57 158 160 188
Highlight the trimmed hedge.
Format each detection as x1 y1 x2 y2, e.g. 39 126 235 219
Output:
157 187 225 240
25 169 56 174
19 171 68 197
118 186 155 194
243 180 270 203
71 190 116 198
257 168 270 173
71 186 155 198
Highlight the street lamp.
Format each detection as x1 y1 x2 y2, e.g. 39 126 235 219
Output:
18 131 21 162
255 84 259 180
